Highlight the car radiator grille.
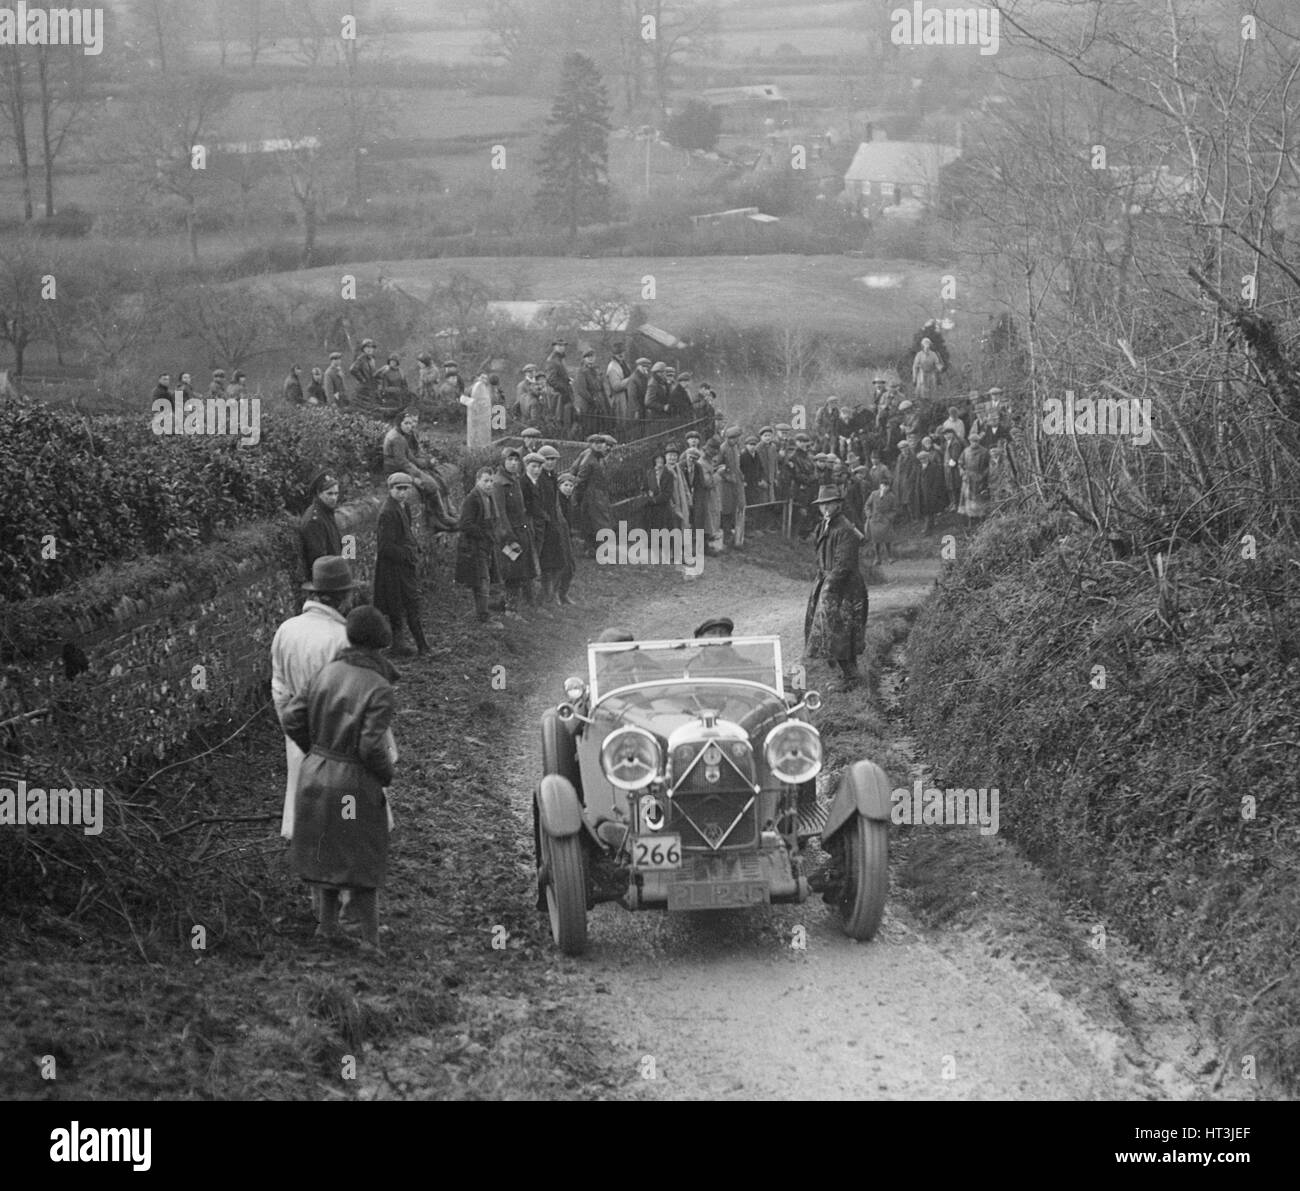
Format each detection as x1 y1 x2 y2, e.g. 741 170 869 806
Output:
670 788 759 851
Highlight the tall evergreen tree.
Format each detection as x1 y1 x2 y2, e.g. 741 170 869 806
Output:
534 52 613 246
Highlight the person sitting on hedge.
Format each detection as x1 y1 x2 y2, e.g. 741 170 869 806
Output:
299 470 342 581
382 408 457 536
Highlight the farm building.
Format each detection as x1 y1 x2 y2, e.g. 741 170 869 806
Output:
701 84 792 133
842 133 961 217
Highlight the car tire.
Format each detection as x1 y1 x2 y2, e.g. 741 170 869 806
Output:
541 708 580 791
543 830 589 956
837 816 888 942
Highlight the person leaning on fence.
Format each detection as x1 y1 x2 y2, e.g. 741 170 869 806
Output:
572 347 607 437
283 604 399 954
663 442 693 531
454 466 506 629
374 472 430 657
299 470 343 580
516 365 543 424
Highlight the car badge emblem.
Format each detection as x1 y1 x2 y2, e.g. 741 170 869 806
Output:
704 764 720 784
702 822 724 847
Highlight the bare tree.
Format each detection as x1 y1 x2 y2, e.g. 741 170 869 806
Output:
0 46 35 220
32 44 94 218
0 237 48 376
173 283 282 372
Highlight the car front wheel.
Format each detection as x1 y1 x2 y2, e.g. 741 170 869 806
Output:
543 830 589 956
837 816 888 941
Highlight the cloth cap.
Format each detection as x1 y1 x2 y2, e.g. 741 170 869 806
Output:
557 472 577 484
521 426 542 436
328 351 342 360
599 434 618 446
302 556 356 593
539 444 561 459
361 338 376 348
309 469 338 495
811 486 844 505
346 605 392 650
650 361 667 373
612 341 625 352
443 360 458 369
794 432 812 444
988 387 1004 396
744 435 759 445
664 442 682 455
387 472 415 488
759 425 774 435
694 617 734 638
501 446 521 460
897 400 913 410
212 369 226 378
581 348 595 358
523 452 546 464
724 425 742 438
677 371 692 381
774 423 792 433
586 433 603 444
635 357 651 366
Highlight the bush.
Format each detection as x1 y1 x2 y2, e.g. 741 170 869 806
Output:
0 401 386 602
34 203 94 239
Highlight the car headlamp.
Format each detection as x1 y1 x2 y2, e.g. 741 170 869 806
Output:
763 720 822 785
600 726 662 791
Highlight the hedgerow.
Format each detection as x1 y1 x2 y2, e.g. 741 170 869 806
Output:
0 402 385 602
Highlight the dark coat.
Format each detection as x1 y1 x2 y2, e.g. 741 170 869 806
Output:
804 513 868 662
536 471 573 574
349 353 378 397
665 383 693 418
894 450 921 520
644 465 675 531
574 448 613 537
299 498 342 579
740 448 768 506
918 458 948 517
545 352 573 405
572 363 605 415
284 648 397 889
645 375 672 417
455 486 503 588
374 496 419 617
623 370 649 421
841 478 868 531
494 469 536 582
283 373 305 405
865 488 899 544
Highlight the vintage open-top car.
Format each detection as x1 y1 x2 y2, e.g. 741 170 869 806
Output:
533 633 893 955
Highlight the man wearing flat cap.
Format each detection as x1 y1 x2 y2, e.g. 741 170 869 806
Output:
620 356 650 425
718 425 747 548
573 434 614 556
645 361 672 420
375 472 430 656
515 366 542 424
271 556 356 841
605 341 632 416
544 339 574 433
740 432 768 518
572 346 607 436
494 448 541 618
688 616 755 679
784 432 819 539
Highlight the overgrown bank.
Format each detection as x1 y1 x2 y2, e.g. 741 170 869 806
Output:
904 510 1300 1095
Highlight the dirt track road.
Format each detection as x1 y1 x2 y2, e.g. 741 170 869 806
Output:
500 547 1240 1101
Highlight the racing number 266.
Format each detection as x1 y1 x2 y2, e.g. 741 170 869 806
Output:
633 837 681 868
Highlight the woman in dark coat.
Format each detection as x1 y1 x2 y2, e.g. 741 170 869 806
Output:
643 451 675 532
536 459 575 605
553 471 579 603
456 466 507 627
917 448 949 533
298 471 342 581
893 440 921 524
803 486 869 689
283 605 398 952
374 473 428 655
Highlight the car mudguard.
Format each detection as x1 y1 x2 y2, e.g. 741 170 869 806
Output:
821 759 893 843
537 773 584 839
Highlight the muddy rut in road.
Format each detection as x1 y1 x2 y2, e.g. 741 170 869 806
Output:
499 550 1240 1101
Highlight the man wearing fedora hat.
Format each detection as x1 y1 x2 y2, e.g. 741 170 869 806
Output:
271 555 357 842
375 472 430 656
804 487 868 690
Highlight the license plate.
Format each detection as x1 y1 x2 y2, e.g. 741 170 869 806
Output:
632 834 682 870
668 881 770 910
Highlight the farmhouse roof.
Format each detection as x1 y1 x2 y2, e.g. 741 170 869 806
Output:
702 84 786 104
843 140 960 187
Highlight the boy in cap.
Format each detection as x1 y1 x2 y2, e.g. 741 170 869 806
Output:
785 432 818 539
375 473 430 656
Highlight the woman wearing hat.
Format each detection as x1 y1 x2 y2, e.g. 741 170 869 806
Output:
283 604 400 952
864 473 899 565
299 471 342 581
803 486 869 689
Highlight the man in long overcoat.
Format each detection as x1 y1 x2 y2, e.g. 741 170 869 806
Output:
456 466 507 628
803 486 868 689
494 447 540 617
374 472 429 655
282 604 398 950
573 434 615 556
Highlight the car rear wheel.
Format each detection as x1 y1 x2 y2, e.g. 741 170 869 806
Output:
543 830 589 956
837 817 888 941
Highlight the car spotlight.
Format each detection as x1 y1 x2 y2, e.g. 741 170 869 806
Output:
763 720 822 785
600 726 662 791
